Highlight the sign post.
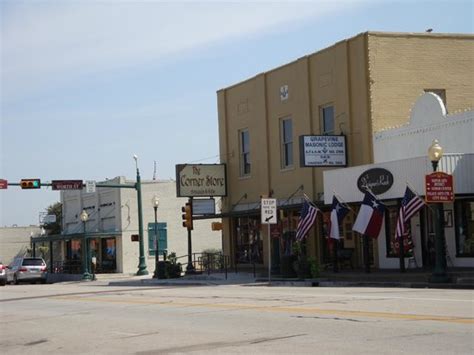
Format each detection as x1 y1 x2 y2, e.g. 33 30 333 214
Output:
261 198 277 284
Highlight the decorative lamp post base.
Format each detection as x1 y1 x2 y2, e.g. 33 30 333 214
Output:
429 272 450 283
136 268 149 276
82 273 93 281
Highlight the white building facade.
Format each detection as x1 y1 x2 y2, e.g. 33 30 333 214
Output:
324 93 473 269
38 177 222 275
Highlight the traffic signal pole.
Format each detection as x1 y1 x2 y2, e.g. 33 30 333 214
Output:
181 198 195 274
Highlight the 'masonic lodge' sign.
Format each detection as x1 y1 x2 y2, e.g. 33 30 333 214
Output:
299 135 347 167
176 164 227 197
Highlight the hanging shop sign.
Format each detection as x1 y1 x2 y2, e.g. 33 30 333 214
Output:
299 135 347 167
176 164 227 197
357 168 394 195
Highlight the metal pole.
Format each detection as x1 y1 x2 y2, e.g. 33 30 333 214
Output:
268 224 271 284
136 166 148 275
153 206 159 279
430 161 449 283
82 221 92 280
399 235 406 272
186 198 195 274
186 228 194 273
333 239 339 273
363 235 370 273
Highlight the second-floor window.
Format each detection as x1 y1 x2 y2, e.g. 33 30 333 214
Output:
240 129 251 176
280 117 293 168
321 105 335 135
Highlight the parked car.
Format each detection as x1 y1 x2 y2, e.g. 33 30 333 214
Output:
0 261 7 286
6 257 48 284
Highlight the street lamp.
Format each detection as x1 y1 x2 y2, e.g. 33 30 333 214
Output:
134 154 149 275
151 195 160 279
80 210 92 281
428 139 449 283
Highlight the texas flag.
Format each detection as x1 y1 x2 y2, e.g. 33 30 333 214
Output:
353 192 385 238
329 196 350 240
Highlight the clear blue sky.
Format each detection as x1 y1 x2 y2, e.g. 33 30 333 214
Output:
1 0 473 227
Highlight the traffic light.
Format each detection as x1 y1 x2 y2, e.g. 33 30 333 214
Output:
20 178 41 189
181 203 193 230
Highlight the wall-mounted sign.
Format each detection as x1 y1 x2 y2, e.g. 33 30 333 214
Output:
357 168 394 195
280 85 289 101
299 135 347 167
176 164 227 197
425 172 454 203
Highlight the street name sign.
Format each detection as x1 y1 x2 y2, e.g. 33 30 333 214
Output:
0 179 7 189
425 172 454 203
261 198 277 224
52 180 83 190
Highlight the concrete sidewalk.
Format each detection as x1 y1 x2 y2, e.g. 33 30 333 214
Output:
101 270 474 289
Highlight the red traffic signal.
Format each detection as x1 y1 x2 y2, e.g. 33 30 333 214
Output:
20 179 41 189
181 203 193 230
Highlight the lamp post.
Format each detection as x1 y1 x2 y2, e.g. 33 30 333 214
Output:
428 140 449 283
80 210 92 281
151 195 160 279
134 155 149 276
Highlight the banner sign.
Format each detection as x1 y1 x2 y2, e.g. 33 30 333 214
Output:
299 135 347 167
176 164 227 197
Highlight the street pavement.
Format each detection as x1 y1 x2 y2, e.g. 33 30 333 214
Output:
1 277 472 354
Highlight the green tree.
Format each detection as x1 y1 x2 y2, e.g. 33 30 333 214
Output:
43 202 62 235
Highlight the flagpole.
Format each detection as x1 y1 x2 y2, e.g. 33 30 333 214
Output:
363 235 370 273
406 180 434 212
333 191 355 213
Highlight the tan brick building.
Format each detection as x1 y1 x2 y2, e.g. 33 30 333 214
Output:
216 31 474 272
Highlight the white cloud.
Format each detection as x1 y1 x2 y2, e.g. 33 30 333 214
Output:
1 0 364 102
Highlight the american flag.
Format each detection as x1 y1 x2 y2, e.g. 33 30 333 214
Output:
395 186 425 239
295 200 318 241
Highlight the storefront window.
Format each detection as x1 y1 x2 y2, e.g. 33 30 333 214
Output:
234 216 262 264
101 238 116 271
384 204 414 257
455 199 474 257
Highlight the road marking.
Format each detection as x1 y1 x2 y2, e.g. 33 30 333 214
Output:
54 295 474 325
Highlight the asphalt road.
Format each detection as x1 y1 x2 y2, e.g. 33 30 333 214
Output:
1 280 473 354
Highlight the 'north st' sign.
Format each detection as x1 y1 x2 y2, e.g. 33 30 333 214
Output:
51 180 83 190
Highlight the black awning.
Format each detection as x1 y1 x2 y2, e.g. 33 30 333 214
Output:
31 231 121 243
